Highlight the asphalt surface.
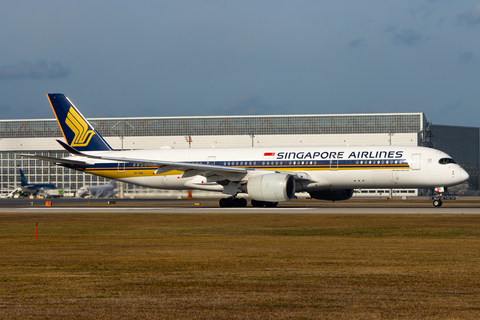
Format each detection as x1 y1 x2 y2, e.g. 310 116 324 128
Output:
1 206 478 214
0 197 479 214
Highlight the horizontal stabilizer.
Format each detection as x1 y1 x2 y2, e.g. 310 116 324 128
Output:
20 154 90 168
56 139 84 155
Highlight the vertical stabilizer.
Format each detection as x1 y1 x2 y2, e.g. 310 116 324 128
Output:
47 93 113 151
19 169 28 186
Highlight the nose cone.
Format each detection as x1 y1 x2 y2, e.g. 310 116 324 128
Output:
459 168 470 183
444 166 470 187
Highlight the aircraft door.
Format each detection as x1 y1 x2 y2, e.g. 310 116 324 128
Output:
118 162 125 173
207 156 216 165
330 159 338 171
411 154 421 170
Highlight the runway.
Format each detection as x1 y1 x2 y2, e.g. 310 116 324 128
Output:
1 205 480 214
1 197 480 214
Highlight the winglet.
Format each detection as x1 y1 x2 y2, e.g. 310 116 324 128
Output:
47 93 113 151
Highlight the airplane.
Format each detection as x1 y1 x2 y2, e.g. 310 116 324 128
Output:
7 169 56 198
77 180 117 198
21 93 469 208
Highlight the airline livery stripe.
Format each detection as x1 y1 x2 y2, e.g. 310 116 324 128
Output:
79 161 410 174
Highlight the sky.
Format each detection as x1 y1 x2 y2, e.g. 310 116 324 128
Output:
0 0 479 127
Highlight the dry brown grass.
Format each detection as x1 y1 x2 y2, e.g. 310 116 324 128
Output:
1 212 480 319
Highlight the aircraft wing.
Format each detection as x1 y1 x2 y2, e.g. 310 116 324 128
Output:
55 140 248 179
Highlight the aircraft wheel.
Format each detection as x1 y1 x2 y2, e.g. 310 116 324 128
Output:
265 202 278 208
251 199 264 207
219 198 232 207
433 199 443 207
233 198 247 207
240 198 248 207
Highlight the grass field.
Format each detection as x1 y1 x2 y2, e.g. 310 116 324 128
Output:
1 211 480 319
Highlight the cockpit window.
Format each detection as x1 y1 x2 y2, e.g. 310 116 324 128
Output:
438 158 456 165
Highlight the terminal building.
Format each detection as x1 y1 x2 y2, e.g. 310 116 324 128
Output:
0 112 478 197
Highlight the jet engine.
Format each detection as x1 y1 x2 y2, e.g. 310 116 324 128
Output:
247 173 296 202
308 189 354 201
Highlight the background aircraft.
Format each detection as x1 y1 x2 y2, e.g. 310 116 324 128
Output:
7 169 56 198
76 180 117 198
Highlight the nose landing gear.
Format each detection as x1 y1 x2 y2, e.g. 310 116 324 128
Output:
433 199 443 207
433 187 444 207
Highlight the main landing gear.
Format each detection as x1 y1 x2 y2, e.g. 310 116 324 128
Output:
218 197 279 208
219 197 247 207
251 200 278 208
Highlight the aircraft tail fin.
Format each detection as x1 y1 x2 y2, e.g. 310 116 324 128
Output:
19 169 28 186
47 93 113 151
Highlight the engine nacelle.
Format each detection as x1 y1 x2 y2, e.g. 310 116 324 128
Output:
309 189 354 201
247 173 296 202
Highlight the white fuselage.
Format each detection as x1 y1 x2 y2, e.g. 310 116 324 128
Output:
65 145 469 195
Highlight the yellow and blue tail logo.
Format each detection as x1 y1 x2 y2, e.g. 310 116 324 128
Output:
66 107 95 147
47 93 113 151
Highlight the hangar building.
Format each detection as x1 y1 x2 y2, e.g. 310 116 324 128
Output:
0 112 478 197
